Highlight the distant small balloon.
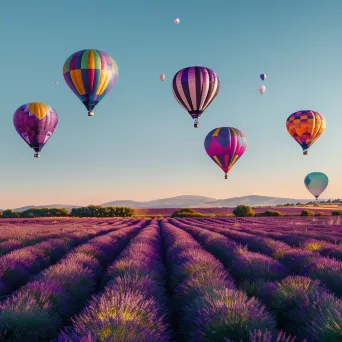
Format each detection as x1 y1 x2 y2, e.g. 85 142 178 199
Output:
55 81 59 85
160 74 165 81
174 18 180 24
258 85 266 94
260 74 266 81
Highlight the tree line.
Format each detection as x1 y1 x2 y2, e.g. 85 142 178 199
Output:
0 205 135 218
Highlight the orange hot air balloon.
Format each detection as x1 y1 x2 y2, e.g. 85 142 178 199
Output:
160 74 165 81
286 110 326 155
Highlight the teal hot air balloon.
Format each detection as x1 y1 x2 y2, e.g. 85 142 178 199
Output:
304 172 329 199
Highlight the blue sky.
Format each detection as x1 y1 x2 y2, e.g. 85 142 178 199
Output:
1 0 341 208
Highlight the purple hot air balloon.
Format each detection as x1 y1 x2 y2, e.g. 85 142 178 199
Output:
172 66 219 128
13 102 59 158
204 127 247 179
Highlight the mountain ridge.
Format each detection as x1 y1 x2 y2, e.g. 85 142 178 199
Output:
2 195 324 212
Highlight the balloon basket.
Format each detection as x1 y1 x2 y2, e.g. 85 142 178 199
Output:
34 153 40 158
194 123 199 128
303 151 308 155
88 111 94 117
224 174 228 179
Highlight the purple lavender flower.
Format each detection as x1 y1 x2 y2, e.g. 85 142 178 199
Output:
181 288 276 341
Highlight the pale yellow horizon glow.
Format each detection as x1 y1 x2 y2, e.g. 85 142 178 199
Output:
1 179 341 209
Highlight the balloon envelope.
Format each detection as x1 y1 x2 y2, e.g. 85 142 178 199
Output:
63 49 118 115
172 66 219 121
260 74 266 81
174 18 180 24
286 110 326 155
304 172 329 199
160 74 165 81
13 102 58 157
258 85 266 94
204 127 247 179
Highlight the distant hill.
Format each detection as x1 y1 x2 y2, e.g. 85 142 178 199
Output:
205 195 309 207
2 195 322 212
11 204 82 212
102 195 217 208
103 195 311 208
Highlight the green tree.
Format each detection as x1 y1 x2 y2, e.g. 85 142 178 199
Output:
171 208 204 218
301 210 314 216
258 210 283 217
2 209 20 218
233 205 256 217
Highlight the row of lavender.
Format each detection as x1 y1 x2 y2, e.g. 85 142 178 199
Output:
171 218 342 341
0 219 149 340
206 217 342 258
55 219 170 341
0 218 136 256
180 217 342 295
211 217 342 242
0 217 340 341
0 219 140 297
53 220 301 342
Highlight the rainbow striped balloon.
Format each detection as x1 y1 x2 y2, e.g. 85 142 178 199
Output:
63 49 118 116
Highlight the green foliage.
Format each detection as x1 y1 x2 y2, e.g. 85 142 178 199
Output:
301 210 314 217
0 205 134 218
2 209 20 218
314 212 327 217
233 205 256 217
258 210 283 217
332 210 342 216
19 208 69 218
70 205 134 217
171 208 204 218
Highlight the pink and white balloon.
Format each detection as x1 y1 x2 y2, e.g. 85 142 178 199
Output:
160 74 165 81
174 18 180 24
258 85 266 94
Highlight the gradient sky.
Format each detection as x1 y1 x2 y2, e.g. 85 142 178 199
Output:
1 0 341 208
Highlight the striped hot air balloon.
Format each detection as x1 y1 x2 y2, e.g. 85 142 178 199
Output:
172 66 219 128
63 49 118 116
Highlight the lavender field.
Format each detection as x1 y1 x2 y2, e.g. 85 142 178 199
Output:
0 217 341 341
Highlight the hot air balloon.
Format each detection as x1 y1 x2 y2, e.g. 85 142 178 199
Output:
258 85 266 94
260 74 266 81
174 18 180 24
13 102 58 158
204 127 247 179
55 81 59 85
286 110 326 155
160 74 165 81
172 66 219 128
63 49 118 116
304 172 328 200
